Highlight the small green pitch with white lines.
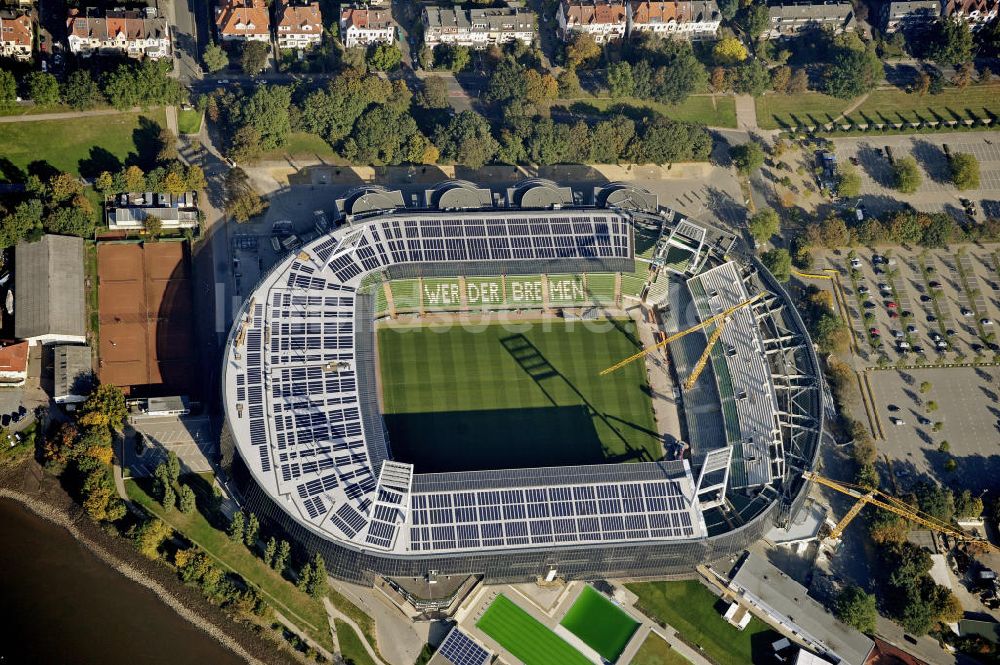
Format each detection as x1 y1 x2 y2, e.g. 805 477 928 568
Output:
377 319 661 473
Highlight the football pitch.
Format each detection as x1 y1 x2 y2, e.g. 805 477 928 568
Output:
477 594 592 665
560 585 640 662
377 319 661 473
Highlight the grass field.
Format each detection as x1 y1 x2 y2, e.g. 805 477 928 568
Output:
477 595 592 665
559 586 639 662
627 581 776 665
177 109 203 134
755 83 1000 130
553 95 737 128
0 109 168 179
335 620 376 665
260 132 347 163
377 320 660 473
632 633 691 665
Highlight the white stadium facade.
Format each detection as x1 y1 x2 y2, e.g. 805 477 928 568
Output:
221 180 823 589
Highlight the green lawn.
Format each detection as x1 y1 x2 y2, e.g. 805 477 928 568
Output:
260 132 346 163
177 108 203 135
632 633 691 665
377 319 661 473
0 108 168 179
477 594 591 665
756 83 1000 130
126 477 335 651
335 620 376 665
559 586 639 662
554 94 737 128
627 581 776 665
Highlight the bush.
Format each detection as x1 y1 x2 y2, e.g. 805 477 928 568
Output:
950 152 980 190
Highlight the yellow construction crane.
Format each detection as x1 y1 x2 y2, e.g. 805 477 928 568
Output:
599 292 764 376
802 471 998 552
683 321 726 391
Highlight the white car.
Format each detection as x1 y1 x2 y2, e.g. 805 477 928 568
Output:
850 258 861 268
982 318 994 326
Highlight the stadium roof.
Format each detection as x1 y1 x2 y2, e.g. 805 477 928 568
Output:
14 235 86 343
687 262 784 489
223 203 716 556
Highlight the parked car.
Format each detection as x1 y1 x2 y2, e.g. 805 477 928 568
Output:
869 328 881 336
961 307 974 317
907 324 918 334
982 318 994 326
897 341 911 350
886 301 898 309
893 330 904 338
891 416 905 426
929 281 941 289
850 257 862 268
857 285 869 294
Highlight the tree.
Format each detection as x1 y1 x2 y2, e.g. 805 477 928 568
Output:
950 152 980 190
77 383 128 431
0 70 17 109
228 511 245 541
124 165 146 192
893 156 923 193
166 451 181 484
837 164 862 198
557 69 581 98
0 199 44 248
788 68 809 93
771 65 792 93
732 61 771 96
154 462 173 507
914 481 955 524
367 43 402 71
307 553 327 597
762 248 792 282
824 44 883 99
102 59 184 110
224 167 267 222
739 2 771 40
263 537 277 567
730 142 765 174
433 111 498 168
178 484 196 513
953 61 975 88
297 562 313 592
26 72 60 105
523 70 558 105
185 165 207 191
714 37 748 64
606 61 635 98
748 208 780 245
243 513 260 548
418 45 434 70
62 71 103 110
417 76 449 109
836 586 877 634
954 489 984 519
920 381 932 393
929 17 974 66
203 42 229 73
240 41 270 76
566 34 600 69
273 540 291 573
130 518 173 559
485 58 527 103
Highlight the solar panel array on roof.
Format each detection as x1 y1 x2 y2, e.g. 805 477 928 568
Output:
436 627 491 665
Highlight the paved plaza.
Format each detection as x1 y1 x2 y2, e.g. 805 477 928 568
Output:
124 414 217 478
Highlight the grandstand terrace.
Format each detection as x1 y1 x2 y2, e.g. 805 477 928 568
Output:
222 181 822 583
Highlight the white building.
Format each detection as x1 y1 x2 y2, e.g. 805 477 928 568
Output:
422 6 536 49
627 0 721 39
557 0 628 42
276 1 323 50
109 192 200 231
215 0 271 42
339 5 394 48
67 9 171 59
0 13 32 61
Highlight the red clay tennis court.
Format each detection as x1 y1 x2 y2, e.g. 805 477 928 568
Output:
97 242 197 397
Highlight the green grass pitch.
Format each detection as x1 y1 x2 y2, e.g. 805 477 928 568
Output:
377 319 661 473
559 585 640 662
477 595 592 665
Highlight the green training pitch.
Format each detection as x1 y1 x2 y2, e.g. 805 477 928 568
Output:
477 594 592 665
559 585 639 662
377 319 660 473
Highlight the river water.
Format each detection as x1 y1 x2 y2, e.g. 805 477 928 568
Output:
0 498 246 665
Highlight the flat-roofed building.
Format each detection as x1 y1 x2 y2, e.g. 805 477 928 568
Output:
766 1 856 38
881 0 940 32
339 5 394 48
276 1 323 50
53 344 94 404
627 0 722 39
422 6 536 48
109 191 199 231
14 235 86 346
557 0 628 41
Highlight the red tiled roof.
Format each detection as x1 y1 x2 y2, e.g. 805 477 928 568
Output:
0 14 31 47
0 341 28 374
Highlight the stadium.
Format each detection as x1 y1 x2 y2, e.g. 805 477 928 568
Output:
221 179 824 591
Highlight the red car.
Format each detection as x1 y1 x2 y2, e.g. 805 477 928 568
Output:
870 328 880 336
886 301 897 309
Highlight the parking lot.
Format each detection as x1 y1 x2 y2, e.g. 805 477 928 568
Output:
815 246 1000 365
124 414 217 478
832 132 1000 219
867 366 1000 493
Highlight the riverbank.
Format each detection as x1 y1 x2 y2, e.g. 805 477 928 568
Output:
0 458 299 665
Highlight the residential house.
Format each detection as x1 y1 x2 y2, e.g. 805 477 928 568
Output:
422 7 536 49
0 341 28 387
627 0 722 39
944 0 999 29
765 2 855 38
276 1 323 50
67 9 171 59
14 235 86 346
557 0 628 42
109 192 199 231
881 0 940 33
339 5 395 48
0 13 31 61
53 344 93 404
215 0 270 41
